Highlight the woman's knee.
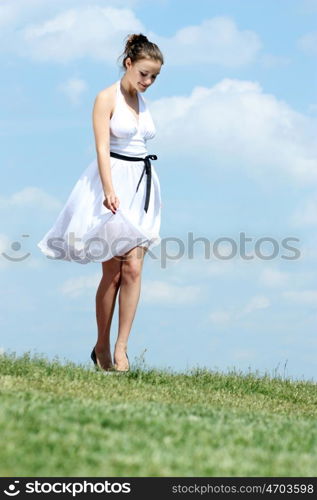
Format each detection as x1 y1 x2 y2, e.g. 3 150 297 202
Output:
121 259 142 282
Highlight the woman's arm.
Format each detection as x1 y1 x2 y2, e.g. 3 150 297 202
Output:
92 88 119 214
92 89 114 196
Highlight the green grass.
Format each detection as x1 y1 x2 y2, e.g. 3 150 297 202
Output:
0 351 316 477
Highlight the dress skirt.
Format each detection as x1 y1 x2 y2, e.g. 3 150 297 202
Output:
37 155 162 264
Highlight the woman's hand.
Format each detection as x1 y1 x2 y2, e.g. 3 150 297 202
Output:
103 191 120 214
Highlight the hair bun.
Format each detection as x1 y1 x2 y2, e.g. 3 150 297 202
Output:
126 33 148 48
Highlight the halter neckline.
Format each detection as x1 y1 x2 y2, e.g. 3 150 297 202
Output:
118 79 141 129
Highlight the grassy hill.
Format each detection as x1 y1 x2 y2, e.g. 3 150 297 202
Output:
0 351 316 477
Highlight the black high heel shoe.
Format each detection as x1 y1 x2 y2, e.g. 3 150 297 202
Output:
91 347 97 366
91 347 115 373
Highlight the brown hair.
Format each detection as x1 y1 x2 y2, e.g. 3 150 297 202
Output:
118 33 164 70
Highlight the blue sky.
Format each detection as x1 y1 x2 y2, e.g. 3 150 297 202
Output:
1 0 317 381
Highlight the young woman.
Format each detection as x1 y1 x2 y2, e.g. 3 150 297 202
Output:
37 33 164 373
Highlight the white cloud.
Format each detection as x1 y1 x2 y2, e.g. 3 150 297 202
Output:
282 289 317 306
60 272 100 298
149 16 262 67
297 31 317 56
142 279 201 305
14 6 144 63
151 78 317 185
1 6 263 68
60 275 201 303
236 295 270 318
0 0 139 31
209 294 270 325
259 268 290 287
58 77 88 106
0 187 62 211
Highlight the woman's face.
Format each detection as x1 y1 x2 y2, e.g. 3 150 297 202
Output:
126 57 161 91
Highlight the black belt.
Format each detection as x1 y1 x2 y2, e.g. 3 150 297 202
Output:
110 151 157 213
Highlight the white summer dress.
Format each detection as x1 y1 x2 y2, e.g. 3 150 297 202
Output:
37 79 162 264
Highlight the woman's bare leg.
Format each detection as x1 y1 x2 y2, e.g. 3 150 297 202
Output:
114 246 147 370
94 255 122 370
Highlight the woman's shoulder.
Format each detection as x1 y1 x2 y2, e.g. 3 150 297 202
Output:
93 81 118 117
95 81 117 102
